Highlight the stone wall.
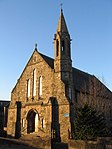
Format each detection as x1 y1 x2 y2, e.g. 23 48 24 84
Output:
68 137 112 149
7 50 72 143
7 108 17 137
10 50 54 106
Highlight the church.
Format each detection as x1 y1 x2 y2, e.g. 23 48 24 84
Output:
7 8 112 142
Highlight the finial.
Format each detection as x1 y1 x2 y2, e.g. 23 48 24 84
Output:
60 3 63 12
35 43 37 50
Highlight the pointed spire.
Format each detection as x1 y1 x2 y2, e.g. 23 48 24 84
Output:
56 6 69 33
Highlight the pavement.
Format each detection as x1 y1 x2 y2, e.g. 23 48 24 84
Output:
0 136 39 149
0 143 33 149
0 133 50 149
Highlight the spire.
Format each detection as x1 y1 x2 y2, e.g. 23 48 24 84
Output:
56 7 69 33
54 6 72 83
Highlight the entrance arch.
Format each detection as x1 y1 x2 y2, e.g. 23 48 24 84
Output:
27 109 39 134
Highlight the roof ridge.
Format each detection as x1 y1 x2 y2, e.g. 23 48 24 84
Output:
72 67 93 77
39 52 54 69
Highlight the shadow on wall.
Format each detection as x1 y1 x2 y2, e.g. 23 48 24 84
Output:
15 101 21 139
50 97 61 143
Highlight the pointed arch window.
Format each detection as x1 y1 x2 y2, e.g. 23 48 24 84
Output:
65 85 72 100
67 40 71 57
69 87 72 100
27 79 30 99
39 76 42 96
56 39 59 57
33 69 36 97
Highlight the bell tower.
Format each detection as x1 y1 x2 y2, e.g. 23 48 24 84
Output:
54 8 74 141
54 8 72 83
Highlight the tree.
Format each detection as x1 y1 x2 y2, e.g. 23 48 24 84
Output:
74 104 107 140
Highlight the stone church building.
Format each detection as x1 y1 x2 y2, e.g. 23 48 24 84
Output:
7 9 112 142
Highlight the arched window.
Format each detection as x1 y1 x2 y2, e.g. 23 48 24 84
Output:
69 87 72 100
61 40 65 51
67 40 71 57
27 79 30 98
33 69 36 97
39 76 42 96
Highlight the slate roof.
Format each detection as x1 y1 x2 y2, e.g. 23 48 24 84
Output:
39 52 91 91
39 52 112 98
39 53 54 69
72 67 93 93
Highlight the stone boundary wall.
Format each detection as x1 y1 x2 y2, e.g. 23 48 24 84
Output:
68 137 112 149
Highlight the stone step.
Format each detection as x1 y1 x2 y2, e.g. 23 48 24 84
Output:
19 134 51 149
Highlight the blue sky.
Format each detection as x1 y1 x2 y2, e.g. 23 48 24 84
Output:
0 0 112 100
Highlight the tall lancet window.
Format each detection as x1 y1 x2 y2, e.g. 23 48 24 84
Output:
69 87 72 100
39 76 42 97
67 40 71 57
27 79 30 99
61 40 65 52
33 69 36 97
56 39 59 57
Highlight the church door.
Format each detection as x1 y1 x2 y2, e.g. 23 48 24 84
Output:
27 110 38 133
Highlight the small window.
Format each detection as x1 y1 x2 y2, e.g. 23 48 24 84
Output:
39 76 42 97
61 40 65 51
42 119 44 128
33 56 37 63
42 118 45 129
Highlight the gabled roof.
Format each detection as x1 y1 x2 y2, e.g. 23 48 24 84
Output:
12 50 54 93
72 67 112 98
12 48 112 99
72 67 93 93
41 54 112 98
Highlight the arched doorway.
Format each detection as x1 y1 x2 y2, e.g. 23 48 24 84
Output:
27 109 39 134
